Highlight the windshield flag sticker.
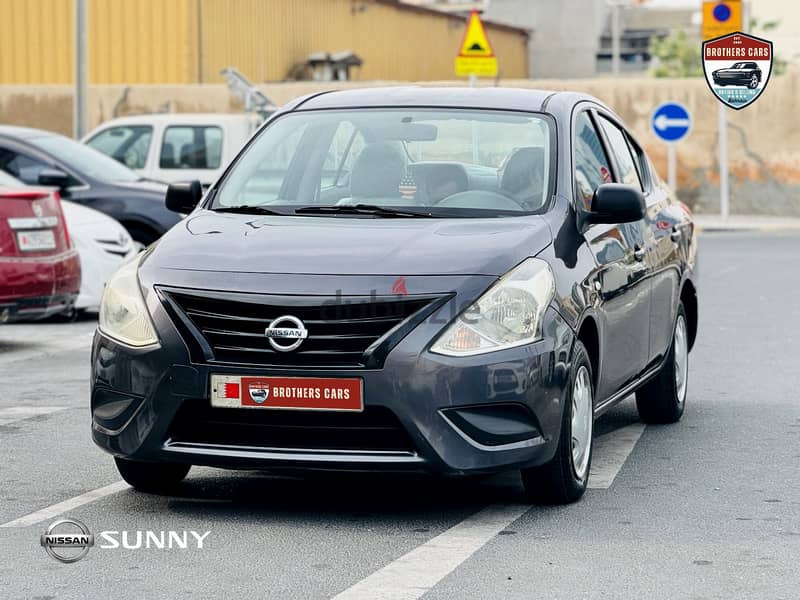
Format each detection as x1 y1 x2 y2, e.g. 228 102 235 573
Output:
703 31 773 110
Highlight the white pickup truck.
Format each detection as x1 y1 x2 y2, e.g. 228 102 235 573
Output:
82 113 262 187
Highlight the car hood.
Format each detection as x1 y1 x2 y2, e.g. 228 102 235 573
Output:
112 180 168 197
148 210 553 277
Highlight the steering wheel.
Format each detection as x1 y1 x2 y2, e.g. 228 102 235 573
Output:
435 190 526 211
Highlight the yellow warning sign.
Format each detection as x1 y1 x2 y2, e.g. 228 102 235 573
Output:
454 10 498 77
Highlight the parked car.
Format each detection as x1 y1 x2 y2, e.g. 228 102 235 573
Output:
0 126 178 245
712 61 762 88
0 170 80 322
60 200 138 313
91 87 698 504
82 113 261 188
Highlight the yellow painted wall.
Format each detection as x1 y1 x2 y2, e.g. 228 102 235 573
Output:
0 0 527 84
197 0 528 82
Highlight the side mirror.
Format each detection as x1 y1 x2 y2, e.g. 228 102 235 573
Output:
165 180 202 214
37 168 71 190
586 183 645 225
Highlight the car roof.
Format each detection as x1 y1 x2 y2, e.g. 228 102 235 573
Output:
290 86 599 114
92 113 259 126
0 125 59 140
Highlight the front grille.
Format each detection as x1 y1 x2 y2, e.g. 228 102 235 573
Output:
162 288 438 368
167 400 416 453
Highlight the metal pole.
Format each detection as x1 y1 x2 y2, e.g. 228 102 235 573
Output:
73 0 88 139
719 103 729 219
611 3 621 76
470 73 478 163
667 144 676 192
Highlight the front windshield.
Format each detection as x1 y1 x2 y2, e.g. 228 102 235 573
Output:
214 108 555 217
30 135 141 183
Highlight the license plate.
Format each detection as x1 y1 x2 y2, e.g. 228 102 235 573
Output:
210 374 363 412
17 229 56 251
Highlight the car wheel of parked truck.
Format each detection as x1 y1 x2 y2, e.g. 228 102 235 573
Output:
635 302 689 424
521 340 594 504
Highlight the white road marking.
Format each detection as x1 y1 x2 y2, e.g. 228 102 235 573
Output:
331 503 530 600
588 423 647 489
0 481 128 528
0 405 70 426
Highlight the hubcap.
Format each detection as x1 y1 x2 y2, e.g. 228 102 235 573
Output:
750 75 758 88
674 315 689 405
570 365 593 480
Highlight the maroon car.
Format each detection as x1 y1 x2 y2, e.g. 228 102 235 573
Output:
0 172 80 322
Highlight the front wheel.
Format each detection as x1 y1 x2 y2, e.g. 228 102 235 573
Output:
521 340 593 504
635 303 689 424
115 457 190 494
748 75 759 89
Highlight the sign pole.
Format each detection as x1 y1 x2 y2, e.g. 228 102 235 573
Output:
73 0 88 139
718 103 729 219
667 144 676 192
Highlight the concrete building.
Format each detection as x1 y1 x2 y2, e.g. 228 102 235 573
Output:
483 0 605 78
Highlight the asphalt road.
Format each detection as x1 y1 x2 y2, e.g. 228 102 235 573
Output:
1 231 798 600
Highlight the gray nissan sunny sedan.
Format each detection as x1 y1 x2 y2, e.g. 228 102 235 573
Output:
91 87 698 504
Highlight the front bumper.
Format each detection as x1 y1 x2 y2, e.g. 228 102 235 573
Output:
91 298 574 476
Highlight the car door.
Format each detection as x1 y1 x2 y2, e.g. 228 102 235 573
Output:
574 109 651 400
627 141 682 366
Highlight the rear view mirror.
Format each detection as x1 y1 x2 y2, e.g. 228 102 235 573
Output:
165 180 202 213
586 184 645 225
37 168 71 190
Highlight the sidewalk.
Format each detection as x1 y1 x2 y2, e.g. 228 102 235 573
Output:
694 214 800 233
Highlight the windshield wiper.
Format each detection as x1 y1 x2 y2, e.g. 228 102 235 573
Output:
210 205 286 215
294 204 435 218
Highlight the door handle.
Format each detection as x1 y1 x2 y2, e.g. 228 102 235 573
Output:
670 227 682 242
633 246 646 262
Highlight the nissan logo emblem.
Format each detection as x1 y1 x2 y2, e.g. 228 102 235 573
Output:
264 315 308 352
41 518 94 563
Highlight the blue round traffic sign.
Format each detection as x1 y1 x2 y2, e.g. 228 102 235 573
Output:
651 102 691 143
713 3 731 22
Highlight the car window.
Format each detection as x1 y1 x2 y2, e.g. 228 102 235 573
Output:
0 148 52 185
85 125 153 169
160 126 223 170
215 108 555 217
27 135 140 183
596 115 642 191
625 135 649 192
320 121 366 189
574 112 612 211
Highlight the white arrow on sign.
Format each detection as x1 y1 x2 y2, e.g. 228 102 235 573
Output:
654 114 690 131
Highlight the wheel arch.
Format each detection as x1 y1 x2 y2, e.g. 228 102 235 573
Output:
576 314 600 390
680 279 698 351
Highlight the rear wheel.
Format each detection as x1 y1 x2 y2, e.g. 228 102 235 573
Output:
748 74 759 89
115 457 190 494
635 303 689 424
521 340 593 504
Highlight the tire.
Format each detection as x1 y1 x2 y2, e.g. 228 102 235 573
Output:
115 457 190 494
521 340 593 504
635 302 689 424
748 75 759 89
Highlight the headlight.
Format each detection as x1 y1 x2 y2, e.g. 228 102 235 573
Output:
430 258 555 357
98 253 158 347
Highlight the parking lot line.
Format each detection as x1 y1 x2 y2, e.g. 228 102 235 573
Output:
0 481 128 529
0 405 70 426
330 503 530 600
588 423 646 489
